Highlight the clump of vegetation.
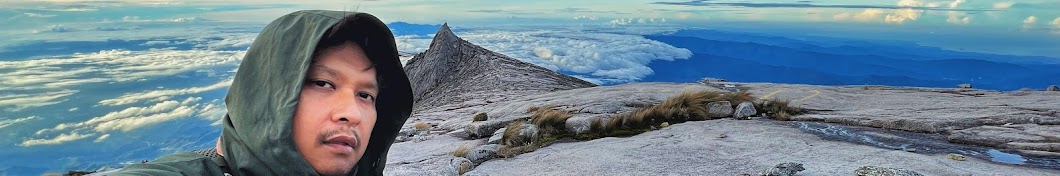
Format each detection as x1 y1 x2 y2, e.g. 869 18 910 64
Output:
593 91 753 131
529 108 572 135
413 121 431 131
754 99 802 121
473 112 488 121
497 120 559 158
500 90 800 158
500 121 531 147
525 105 557 113
451 144 472 158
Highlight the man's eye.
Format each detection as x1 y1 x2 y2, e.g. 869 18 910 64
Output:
357 92 375 101
312 80 334 89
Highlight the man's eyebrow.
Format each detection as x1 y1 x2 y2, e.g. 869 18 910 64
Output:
311 65 339 77
362 81 378 93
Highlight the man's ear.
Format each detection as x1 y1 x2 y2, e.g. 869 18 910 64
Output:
215 136 224 156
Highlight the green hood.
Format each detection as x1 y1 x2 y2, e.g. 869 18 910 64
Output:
219 10 413 175
113 10 411 176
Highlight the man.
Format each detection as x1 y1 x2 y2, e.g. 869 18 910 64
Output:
112 10 413 175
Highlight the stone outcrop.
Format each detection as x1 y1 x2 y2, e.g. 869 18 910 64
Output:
758 162 804 176
464 120 509 139
449 157 474 175
853 166 923 176
403 23 595 113
486 127 505 144
734 102 757 120
706 101 734 118
465 144 500 164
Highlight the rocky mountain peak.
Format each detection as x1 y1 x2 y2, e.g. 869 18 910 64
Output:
403 24 596 112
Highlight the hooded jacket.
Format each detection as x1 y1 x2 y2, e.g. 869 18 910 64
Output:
112 10 413 176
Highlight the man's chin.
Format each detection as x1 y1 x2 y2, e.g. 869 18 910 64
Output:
315 163 356 176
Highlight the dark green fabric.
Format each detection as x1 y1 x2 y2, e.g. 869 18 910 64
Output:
111 10 413 176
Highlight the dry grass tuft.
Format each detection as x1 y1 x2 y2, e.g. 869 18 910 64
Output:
530 108 572 135
755 99 802 121
599 91 721 131
526 105 558 113
500 121 529 147
413 121 430 131
451 144 472 158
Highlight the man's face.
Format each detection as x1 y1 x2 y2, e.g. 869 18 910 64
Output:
293 41 378 176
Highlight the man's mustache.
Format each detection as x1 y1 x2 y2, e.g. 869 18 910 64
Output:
317 127 360 147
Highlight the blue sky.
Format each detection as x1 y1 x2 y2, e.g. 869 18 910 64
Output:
1 0 1059 175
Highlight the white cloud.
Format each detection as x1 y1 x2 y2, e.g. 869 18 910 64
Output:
853 9 885 22
609 17 667 26
23 13 57 18
0 90 78 111
394 35 433 54
1023 16 1038 29
948 0 966 9
946 11 971 25
94 104 197 132
0 49 243 91
39 97 203 136
1024 16 1038 24
99 79 232 106
897 0 923 7
0 116 39 129
197 100 227 126
32 24 75 33
835 8 886 22
93 134 110 143
69 107 79 112
834 7 921 24
993 2 1015 9
19 132 93 147
573 15 598 20
458 29 692 83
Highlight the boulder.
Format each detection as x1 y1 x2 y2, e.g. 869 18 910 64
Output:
854 166 923 176
449 157 474 175
733 102 757 120
1049 85 1059 91
487 127 506 144
465 144 500 164
565 115 611 134
473 112 488 121
758 162 805 176
706 101 734 119
464 120 508 139
395 128 418 142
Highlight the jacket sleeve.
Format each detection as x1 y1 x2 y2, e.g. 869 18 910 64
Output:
107 152 227 176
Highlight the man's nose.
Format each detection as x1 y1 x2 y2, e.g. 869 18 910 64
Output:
331 88 364 126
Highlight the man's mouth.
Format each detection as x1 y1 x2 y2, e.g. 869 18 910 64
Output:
323 133 359 154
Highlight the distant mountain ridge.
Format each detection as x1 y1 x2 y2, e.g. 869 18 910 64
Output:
645 30 1060 90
